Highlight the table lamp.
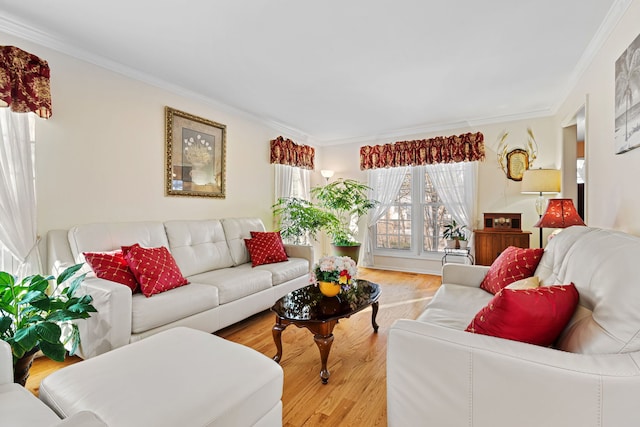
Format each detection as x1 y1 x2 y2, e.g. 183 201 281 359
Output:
534 198 585 231
521 169 561 247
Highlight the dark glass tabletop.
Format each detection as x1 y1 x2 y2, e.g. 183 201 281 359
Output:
271 279 381 322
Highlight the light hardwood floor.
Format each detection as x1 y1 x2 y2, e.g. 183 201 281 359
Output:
27 268 441 426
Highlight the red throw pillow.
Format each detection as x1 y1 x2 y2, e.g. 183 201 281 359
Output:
245 232 288 267
84 250 138 292
480 246 544 294
466 284 579 347
123 245 189 297
250 231 287 254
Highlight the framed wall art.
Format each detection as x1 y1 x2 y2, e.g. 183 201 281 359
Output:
615 32 640 154
165 107 226 198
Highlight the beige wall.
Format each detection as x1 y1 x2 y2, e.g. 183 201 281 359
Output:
556 0 640 235
0 32 289 238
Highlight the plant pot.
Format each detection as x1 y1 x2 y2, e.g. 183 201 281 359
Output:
13 347 39 387
318 281 341 297
445 239 457 249
458 240 468 249
331 244 361 264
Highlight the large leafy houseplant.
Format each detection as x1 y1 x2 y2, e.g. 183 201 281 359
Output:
272 197 339 245
310 179 378 246
0 264 97 366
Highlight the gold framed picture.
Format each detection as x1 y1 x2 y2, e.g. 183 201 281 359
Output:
165 107 226 198
506 148 528 181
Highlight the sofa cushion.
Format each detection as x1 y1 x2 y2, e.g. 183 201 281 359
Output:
418 283 493 330
68 221 169 262
188 265 272 304
83 250 138 292
124 245 189 297
245 232 288 267
163 220 234 277
505 276 539 290
0 383 61 426
221 218 266 266
466 284 579 346
131 283 219 333
255 257 310 286
480 246 544 294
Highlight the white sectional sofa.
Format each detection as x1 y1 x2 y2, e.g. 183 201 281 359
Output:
46 217 312 359
388 226 640 427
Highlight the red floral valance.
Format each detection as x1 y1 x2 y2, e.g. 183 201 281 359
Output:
360 131 485 170
0 46 52 119
270 136 315 170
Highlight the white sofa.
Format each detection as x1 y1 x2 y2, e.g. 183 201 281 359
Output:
388 226 640 427
46 218 312 359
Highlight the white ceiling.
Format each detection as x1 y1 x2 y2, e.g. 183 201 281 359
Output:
0 0 626 144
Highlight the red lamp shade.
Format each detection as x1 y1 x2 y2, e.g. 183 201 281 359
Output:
534 198 586 228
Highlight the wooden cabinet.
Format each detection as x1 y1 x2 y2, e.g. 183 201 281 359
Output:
474 230 531 266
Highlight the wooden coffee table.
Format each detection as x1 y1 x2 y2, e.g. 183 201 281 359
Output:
271 279 380 384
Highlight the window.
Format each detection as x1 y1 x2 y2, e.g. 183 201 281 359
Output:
373 163 475 258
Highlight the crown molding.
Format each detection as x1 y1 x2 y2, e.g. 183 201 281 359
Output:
316 108 554 147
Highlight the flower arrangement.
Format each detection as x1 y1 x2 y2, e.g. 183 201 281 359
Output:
184 134 213 165
312 255 357 286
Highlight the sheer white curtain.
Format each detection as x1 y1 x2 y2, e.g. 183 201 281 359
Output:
425 161 478 246
274 164 293 203
299 168 311 200
0 109 39 276
363 166 410 266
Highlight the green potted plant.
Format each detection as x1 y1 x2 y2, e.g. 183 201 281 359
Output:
443 220 467 249
311 179 378 261
273 179 378 262
0 263 97 385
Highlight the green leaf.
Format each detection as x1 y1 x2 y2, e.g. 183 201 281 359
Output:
19 290 47 305
24 275 50 293
35 322 62 344
14 325 38 352
0 271 15 288
40 341 66 362
56 264 83 286
0 316 12 335
65 324 80 356
64 273 87 297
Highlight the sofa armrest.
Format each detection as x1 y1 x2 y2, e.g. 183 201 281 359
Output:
441 263 489 288
47 229 76 276
0 341 12 385
283 244 314 271
74 277 133 359
387 319 640 427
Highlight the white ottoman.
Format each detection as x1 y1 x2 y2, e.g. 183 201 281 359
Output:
39 327 283 427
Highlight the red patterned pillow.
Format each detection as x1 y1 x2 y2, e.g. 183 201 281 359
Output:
123 245 189 297
250 231 286 254
466 284 579 346
245 232 288 267
480 246 544 294
84 250 138 292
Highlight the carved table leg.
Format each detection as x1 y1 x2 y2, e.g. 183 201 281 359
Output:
314 333 334 384
272 320 288 363
371 301 379 333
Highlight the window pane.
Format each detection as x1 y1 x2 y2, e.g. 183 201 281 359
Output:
422 169 450 252
375 172 412 250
